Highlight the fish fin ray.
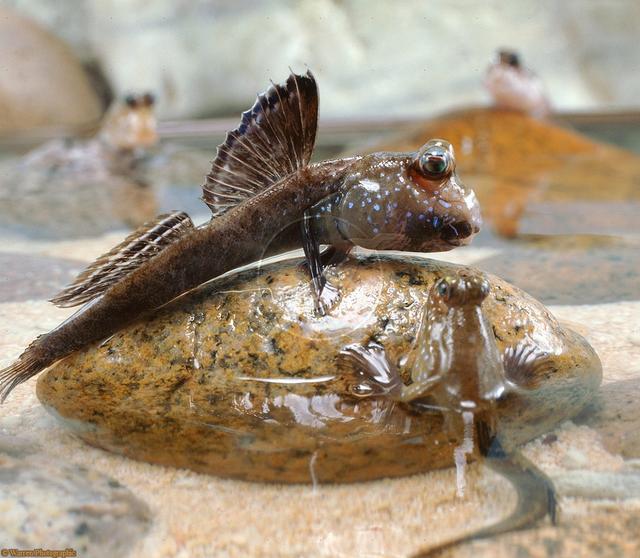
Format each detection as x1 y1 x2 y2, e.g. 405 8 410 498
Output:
50 211 194 308
202 70 318 216
0 341 44 402
502 339 554 389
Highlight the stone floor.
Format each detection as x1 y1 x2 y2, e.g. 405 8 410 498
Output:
1 232 639 557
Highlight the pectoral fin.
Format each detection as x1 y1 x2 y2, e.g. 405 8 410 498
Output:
300 211 351 316
338 342 403 398
502 339 555 390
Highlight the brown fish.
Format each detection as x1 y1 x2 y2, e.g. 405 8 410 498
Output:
0 71 481 402
339 272 557 556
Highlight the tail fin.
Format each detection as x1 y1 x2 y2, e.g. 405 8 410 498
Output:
412 449 555 557
0 348 44 403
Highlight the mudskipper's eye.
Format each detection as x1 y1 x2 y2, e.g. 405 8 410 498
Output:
479 278 490 298
499 49 520 68
142 93 155 107
435 279 450 299
416 142 454 180
124 94 138 109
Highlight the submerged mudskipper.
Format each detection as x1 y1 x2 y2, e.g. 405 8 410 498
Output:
0 71 481 401
340 271 557 556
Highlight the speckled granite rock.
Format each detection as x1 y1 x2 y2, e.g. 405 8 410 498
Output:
0 448 151 558
37 253 601 483
477 238 640 305
576 376 640 458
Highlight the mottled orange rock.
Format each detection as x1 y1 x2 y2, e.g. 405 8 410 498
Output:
37 254 601 483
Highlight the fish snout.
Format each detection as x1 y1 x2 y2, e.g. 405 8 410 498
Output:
441 220 478 246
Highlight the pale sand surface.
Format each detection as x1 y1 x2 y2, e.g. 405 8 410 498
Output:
1 234 639 557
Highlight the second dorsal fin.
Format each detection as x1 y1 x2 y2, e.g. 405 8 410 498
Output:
51 211 194 308
202 70 318 216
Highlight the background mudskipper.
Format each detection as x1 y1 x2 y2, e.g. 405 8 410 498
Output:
36 254 601 484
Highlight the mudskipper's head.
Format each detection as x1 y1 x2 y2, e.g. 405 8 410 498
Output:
417 271 506 406
485 49 551 118
336 139 482 252
431 273 490 310
100 93 158 150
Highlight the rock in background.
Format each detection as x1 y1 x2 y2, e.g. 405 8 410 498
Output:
1 0 638 120
0 438 151 558
0 6 102 133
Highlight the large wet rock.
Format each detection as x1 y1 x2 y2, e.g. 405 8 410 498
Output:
37 254 601 483
38 257 601 481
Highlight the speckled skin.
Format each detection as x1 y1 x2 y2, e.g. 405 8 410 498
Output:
37 254 602 483
325 151 479 252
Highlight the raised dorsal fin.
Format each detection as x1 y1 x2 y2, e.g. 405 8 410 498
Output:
51 211 194 308
202 70 318 216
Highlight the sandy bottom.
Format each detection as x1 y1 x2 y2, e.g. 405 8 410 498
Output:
1 233 639 557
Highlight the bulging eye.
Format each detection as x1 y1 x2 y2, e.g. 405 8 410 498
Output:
420 150 448 175
479 278 490 298
124 94 138 109
142 93 155 107
414 140 455 181
435 279 451 299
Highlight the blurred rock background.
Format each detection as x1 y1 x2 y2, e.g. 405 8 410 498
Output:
0 0 638 125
